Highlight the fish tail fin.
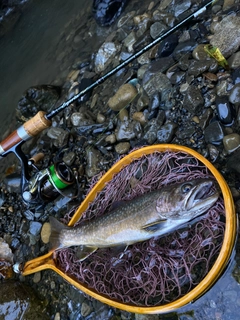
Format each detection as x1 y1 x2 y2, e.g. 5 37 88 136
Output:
49 216 68 251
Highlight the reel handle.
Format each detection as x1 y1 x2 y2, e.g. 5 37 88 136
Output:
0 111 51 156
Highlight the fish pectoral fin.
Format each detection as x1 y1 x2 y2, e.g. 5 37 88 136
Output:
142 219 167 232
75 245 98 261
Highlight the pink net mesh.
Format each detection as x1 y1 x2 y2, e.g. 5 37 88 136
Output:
55 151 225 306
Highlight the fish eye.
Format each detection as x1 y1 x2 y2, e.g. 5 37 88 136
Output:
181 183 192 194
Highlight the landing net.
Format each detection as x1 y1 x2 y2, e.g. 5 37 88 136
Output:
56 151 225 306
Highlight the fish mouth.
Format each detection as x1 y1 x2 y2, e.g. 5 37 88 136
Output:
185 179 219 212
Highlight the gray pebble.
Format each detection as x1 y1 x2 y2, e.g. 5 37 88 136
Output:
223 133 240 153
150 21 167 39
157 122 177 143
204 121 224 145
183 85 204 114
29 221 42 236
63 151 76 166
81 302 92 317
229 83 240 105
116 120 142 141
85 147 102 178
142 71 171 97
115 142 130 154
210 15 240 58
95 42 118 73
108 83 138 111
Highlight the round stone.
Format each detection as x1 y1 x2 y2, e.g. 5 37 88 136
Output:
223 133 240 153
108 83 138 111
229 83 240 105
114 142 131 154
41 222 51 244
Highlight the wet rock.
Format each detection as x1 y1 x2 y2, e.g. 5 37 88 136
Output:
203 72 218 82
173 0 191 16
157 33 179 58
33 271 41 283
0 281 49 319
170 71 185 84
47 127 69 148
204 121 224 145
150 21 167 39
229 83 240 106
97 113 106 123
135 314 159 320
105 133 117 144
41 222 51 244
71 109 95 127
135 17 152 38
0 238 13 263
226 148 240 173
210 15 240 58
175 122 196 140
81 301 93 317
183 85 204 114
85 147 102 178
16 85 61 122
114 142 130 154
108 83 138 111
192 44 210 61
216 80 229 96
228 51 240 69
143 111 165 144
95 42 118 73
77 78 93 103
93 0 129 26
62 151 76 166
208 144 219 162
132 112 146 125
116 120 142 141
150 92 160 110
232 67 240 84
188 60 212 77
123 31 137 52
157 122 177 143
54 313 60 320
136 92 149 111
119 108 129 121
173 40 197 61
29 221 42 236
142 71 171 97
216 96 235 125
223 133 240 153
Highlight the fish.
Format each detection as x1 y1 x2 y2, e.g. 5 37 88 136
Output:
49 178 219 261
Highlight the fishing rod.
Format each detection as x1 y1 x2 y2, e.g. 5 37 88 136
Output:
0 0 216 205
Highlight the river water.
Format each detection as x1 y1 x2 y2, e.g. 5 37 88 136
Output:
0 0 90 137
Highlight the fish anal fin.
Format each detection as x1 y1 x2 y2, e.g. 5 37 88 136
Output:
75 246 98 261
142 219 167 232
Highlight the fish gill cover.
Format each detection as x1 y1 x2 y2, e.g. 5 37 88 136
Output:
56 151 225 306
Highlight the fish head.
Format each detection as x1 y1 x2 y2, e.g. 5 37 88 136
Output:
156 179 219 220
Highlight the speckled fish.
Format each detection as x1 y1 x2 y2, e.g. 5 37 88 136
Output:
49 179 219 260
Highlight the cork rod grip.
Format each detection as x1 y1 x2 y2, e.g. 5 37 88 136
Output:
23 111 51 136
0 111 51 155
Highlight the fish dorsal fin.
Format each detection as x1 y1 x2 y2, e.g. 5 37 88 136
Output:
142 219 167 232
75 246 98 261
109 200 126 211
